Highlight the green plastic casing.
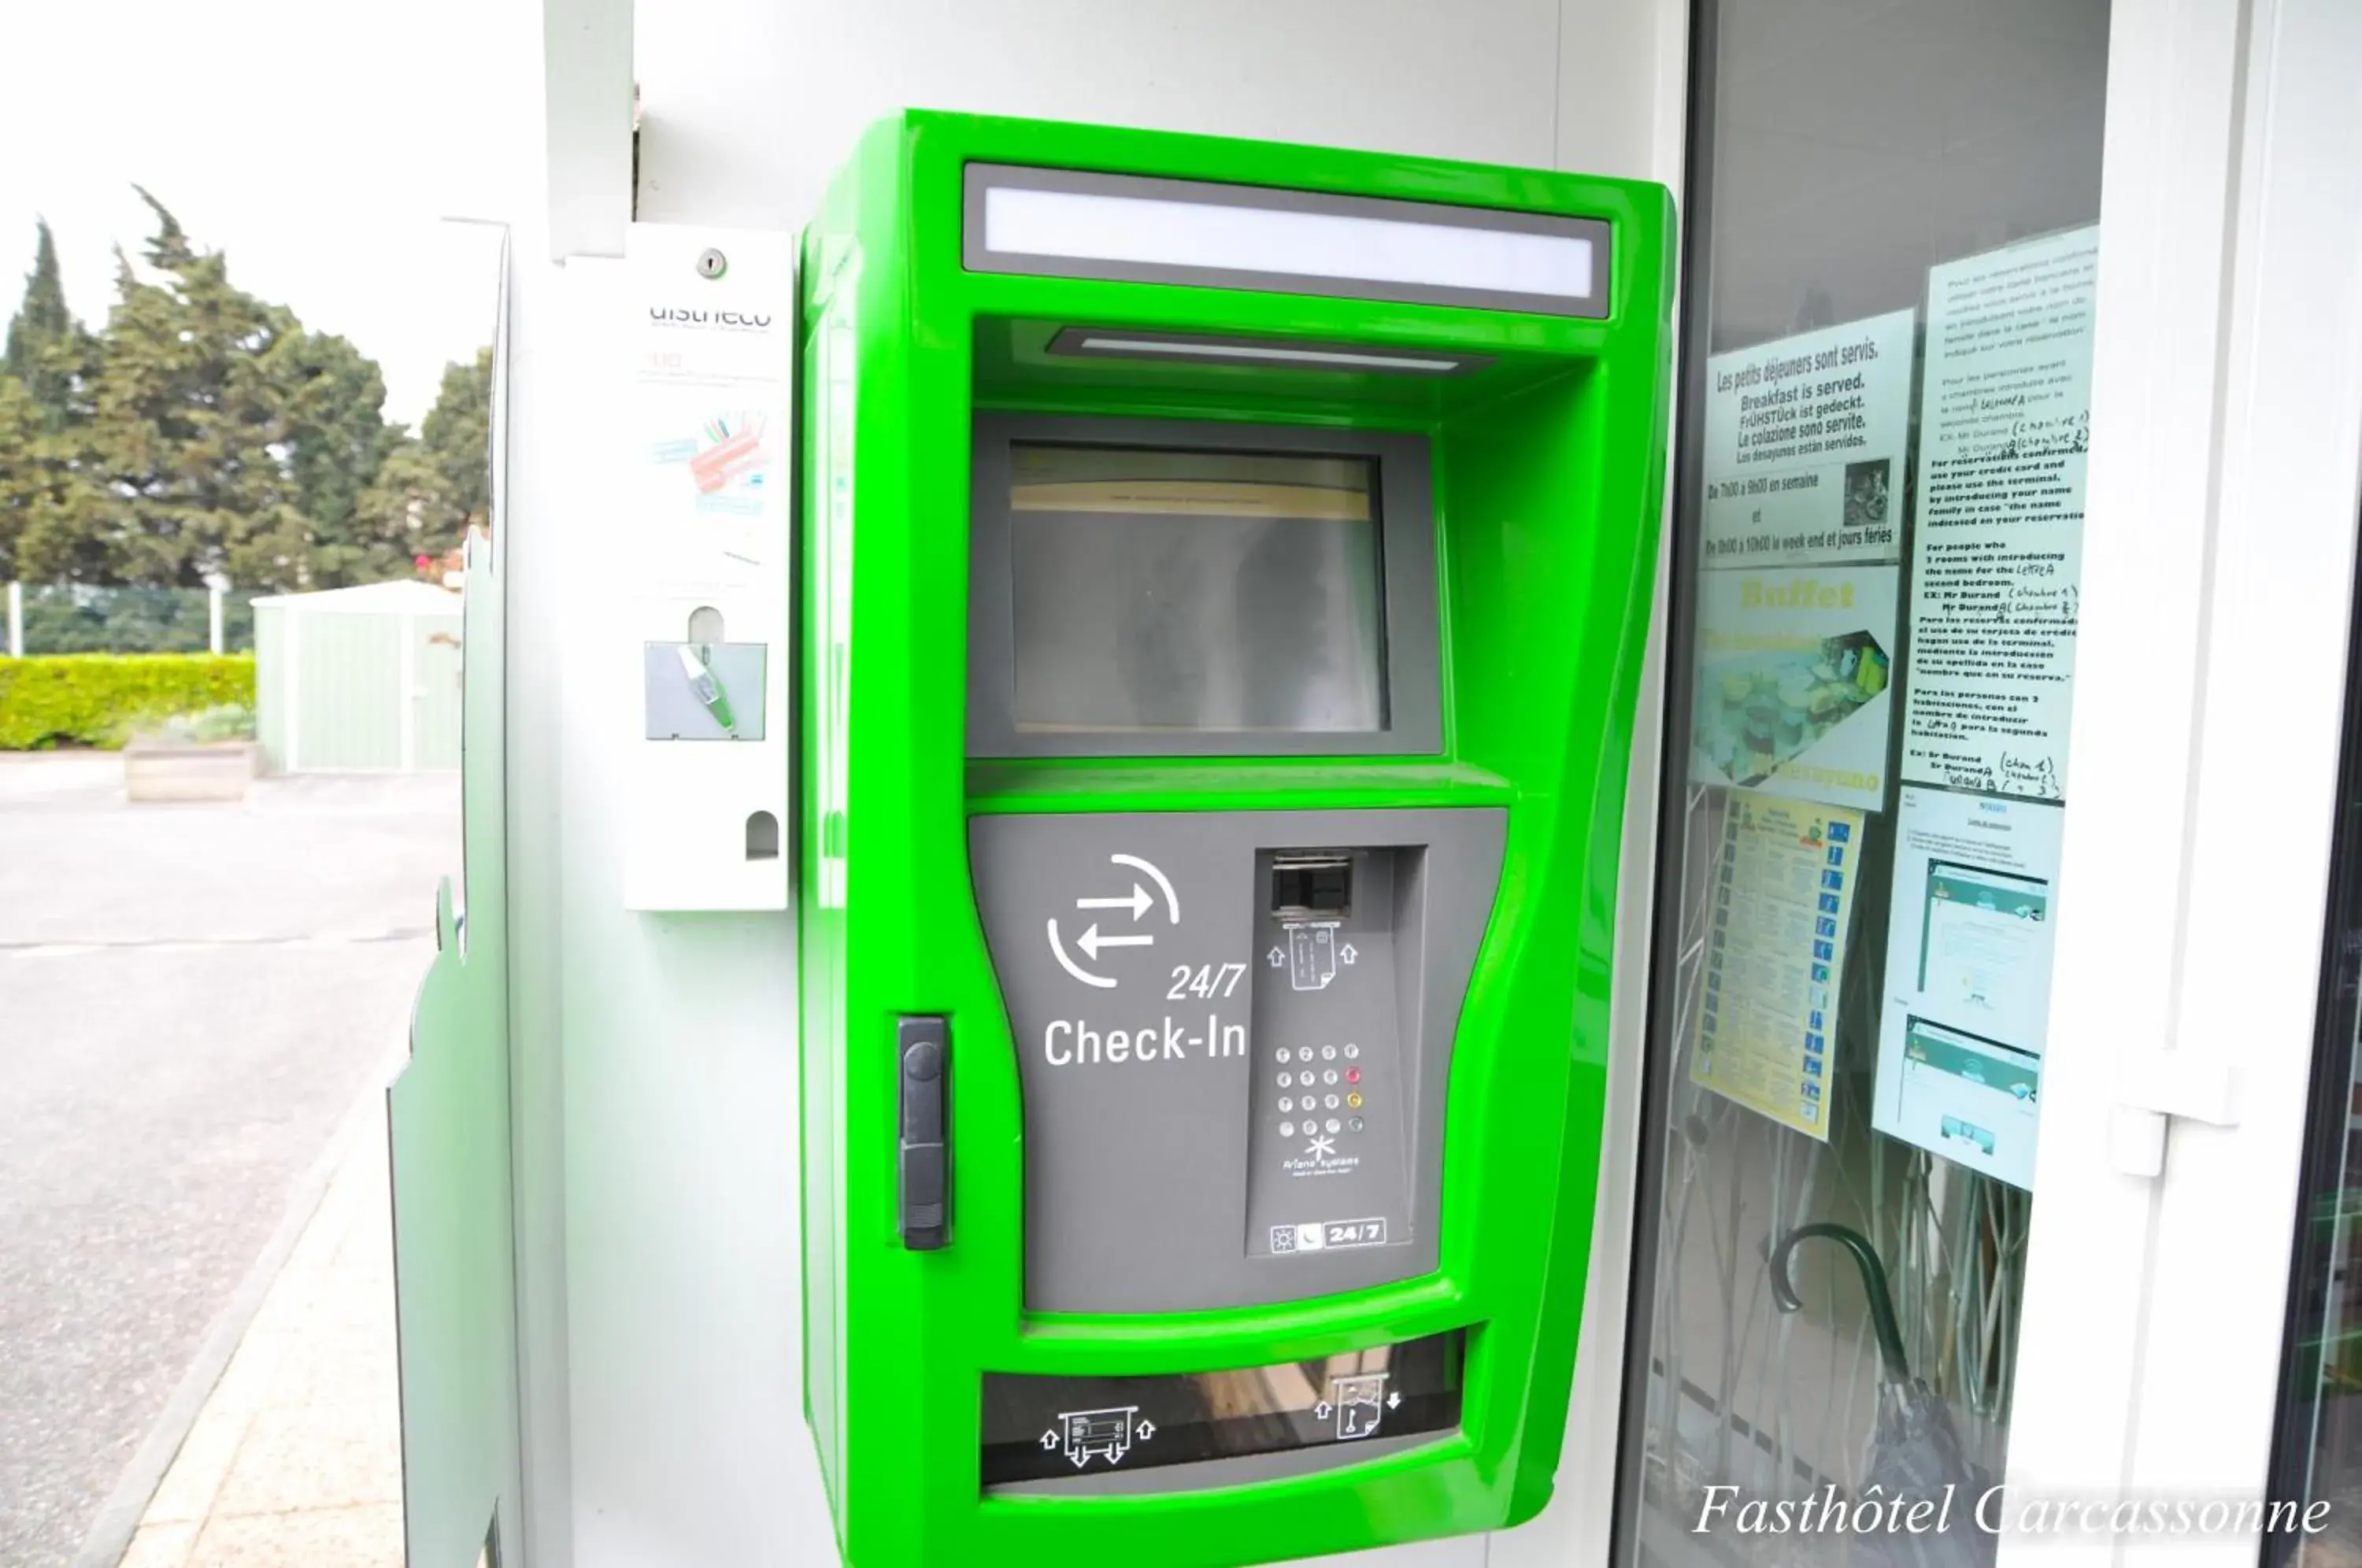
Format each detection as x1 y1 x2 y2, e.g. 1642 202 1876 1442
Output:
796 110 1672 1568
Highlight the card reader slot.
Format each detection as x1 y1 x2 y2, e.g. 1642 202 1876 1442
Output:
1271 851 1353 919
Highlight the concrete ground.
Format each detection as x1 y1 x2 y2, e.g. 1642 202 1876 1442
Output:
119 1096 403 1568
0 753 454 1568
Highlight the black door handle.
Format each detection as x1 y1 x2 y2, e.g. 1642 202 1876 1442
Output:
898 1015 950 1249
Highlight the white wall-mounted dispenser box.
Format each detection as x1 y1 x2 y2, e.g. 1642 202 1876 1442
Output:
618 224 794 911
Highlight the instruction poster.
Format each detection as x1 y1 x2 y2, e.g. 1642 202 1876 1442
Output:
1691 565 1897 813
1870 786 2064 1189
1700 309 1916 568
1899 226 2098 800
1690 792 1868 1141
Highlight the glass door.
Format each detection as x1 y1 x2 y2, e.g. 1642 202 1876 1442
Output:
1616 1 2110 1559
1612 2 2362 1565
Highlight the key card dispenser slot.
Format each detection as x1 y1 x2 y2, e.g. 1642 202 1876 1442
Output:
898 1015 950 1249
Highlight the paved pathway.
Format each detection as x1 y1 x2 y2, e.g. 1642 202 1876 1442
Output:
0 754 453 1568
119 1097 403 1567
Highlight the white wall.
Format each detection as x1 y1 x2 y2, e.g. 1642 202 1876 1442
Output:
638 1 1587 228
509 2 1687 1562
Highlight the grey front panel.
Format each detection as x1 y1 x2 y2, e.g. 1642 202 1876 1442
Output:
968 808 1505 1314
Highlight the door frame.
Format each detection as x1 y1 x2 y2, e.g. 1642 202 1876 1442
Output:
2002 4 2362 1566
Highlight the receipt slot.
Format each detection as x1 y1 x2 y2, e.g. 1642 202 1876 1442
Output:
797 113 1672 1566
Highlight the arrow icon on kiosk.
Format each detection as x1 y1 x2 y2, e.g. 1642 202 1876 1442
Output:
1078 885 1154 920
1048 855 1181 989
1075 924 1153 961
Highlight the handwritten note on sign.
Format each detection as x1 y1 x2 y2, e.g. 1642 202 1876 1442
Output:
1899 226 2097 801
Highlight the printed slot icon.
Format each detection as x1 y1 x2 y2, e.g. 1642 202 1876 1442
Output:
1043 1406 1146 1469
1287 922 1341 991
1328 1374 1390 1440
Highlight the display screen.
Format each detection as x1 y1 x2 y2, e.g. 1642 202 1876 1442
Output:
1007 443 1388 735
980 1329 1461 1488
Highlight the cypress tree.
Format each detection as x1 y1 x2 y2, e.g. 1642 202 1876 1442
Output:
2 219 80 425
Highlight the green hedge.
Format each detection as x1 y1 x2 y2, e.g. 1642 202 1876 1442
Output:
0 655 257 750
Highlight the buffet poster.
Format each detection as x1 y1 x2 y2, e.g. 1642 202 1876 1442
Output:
1690 564 1897 815
1693 309 1916 815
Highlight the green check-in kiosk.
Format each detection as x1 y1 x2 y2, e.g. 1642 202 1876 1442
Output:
796 112 1672 1567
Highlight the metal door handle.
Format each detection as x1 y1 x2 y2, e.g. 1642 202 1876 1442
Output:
898 1016 950 1249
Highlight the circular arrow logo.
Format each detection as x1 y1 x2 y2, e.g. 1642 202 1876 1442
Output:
1046 852 1181 988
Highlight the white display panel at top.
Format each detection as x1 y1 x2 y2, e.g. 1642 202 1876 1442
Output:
966 166 1611 317
981 186 1593 299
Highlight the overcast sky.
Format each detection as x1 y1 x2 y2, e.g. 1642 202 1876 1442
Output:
1 0 538 424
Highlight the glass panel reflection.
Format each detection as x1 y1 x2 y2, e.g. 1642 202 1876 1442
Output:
2266 538 2362 1566
1007 442 1388 735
